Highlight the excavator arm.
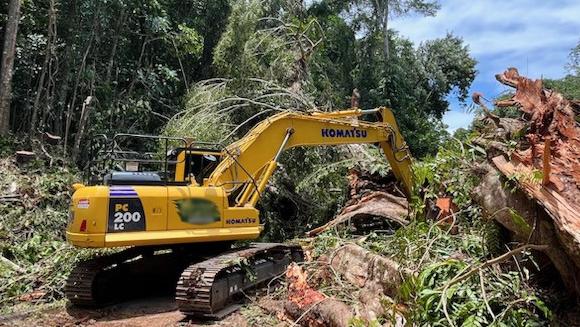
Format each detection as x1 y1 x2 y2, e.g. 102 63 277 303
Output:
207 107 413 206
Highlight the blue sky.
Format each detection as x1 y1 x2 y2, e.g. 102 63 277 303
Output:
390 0 580 132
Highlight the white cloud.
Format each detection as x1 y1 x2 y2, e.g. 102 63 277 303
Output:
391 0 579 131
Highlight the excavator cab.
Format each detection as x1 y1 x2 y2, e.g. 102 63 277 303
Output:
82 134 222 186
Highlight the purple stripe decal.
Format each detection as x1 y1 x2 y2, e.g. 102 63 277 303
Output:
109 186 138 197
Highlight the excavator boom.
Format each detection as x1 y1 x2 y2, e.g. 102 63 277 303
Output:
208 107 413 203
207 108 412 200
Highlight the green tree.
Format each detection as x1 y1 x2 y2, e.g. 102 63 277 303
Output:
544 41 580 101
348 0 440 58
566 40 579 76
354 33 476 157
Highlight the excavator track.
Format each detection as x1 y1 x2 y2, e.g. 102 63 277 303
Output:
176 243 303 319
66 247 147 306
66 243 230 307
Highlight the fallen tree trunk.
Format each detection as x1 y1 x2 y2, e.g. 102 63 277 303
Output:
329 244 410 322
329 244 408 295
284 244 410 325
307 170 409 237
307 192 408 236
471 68 580 296
472 162 580 295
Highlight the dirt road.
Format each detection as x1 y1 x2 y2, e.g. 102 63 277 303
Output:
0 297 254 327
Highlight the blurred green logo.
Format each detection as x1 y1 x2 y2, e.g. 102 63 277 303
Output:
174 198 220 224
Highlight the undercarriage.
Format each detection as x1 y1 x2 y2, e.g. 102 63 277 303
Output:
65 242 303 318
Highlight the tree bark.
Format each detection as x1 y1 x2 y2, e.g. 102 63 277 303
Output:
472 161 580 296
0 0 22 136
72 95 94 162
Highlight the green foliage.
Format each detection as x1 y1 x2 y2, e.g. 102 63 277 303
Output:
412 135 483 220
0 135 16 156
544 75 580 101
353 32 476 157
0 159 107 310
212 0 268 78
9 0 232 153
174 24 204 57
492 93 522 119
409 259 550 326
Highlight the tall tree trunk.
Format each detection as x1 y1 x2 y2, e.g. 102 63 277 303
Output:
105 9 126 85
72 95 93 163
63 39 91 154
54 43 72 136
373 0 390 59
0 0 22 136
31 0 57 137
382 1 389 59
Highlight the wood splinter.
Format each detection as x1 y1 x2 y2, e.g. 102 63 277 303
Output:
542 138 551 186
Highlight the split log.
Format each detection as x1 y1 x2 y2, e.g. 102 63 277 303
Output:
495 68 580 205
284 263 353 327
471 68 580 296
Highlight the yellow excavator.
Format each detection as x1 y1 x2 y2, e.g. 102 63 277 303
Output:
65 107 413 318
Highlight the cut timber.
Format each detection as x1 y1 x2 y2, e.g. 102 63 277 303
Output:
15 151 35 164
